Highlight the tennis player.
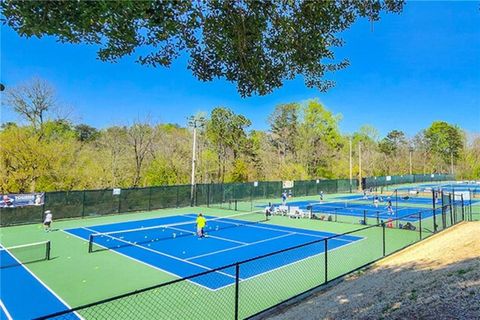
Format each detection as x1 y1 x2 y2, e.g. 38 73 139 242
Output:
281 191 287 205
386 200 393 215
43 210 53 232
373 195 379 208
196 213 206 238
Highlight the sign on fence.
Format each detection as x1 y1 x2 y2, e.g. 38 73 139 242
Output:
0 193 44 208
112 188 121 196
282 181 294 189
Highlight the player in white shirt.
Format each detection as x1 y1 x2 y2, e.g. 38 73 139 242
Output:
43 210 53 232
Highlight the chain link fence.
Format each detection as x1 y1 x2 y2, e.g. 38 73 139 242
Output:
1 174 454 227
33 193 471 320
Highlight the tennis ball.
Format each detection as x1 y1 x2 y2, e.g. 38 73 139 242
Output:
182 251 186 254
82 280 87 283
95 266 99 270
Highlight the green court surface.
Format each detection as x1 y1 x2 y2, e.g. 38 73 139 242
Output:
0 192 475 319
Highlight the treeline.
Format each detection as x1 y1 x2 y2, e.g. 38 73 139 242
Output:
1 78 479 193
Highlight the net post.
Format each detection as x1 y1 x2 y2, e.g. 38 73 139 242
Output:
324 239 328 284
363 210 367 225
46 241 51 260
234 263 240 320
376 211 380 225
334 208 337 222
234 200 238 211
88 234 93 253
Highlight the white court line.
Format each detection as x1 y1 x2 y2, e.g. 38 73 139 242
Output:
63 213 196 231
183 214 354 243
82 227 237 280
0 243 84 320
168 226 248 245
62 230 218 292
186 233 295 261
0 299 13 320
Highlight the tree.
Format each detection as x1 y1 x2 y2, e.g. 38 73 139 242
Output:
1 1 404 97
379 130 407 156
206 107 251 182
424 121 464 170
269 103 299 161
75 124 99 142
3 78 56 133
127 122 156 187
297 99 343 178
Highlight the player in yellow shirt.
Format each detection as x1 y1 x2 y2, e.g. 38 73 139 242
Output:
196 213 207 238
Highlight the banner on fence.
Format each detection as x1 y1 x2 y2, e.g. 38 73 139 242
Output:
0 193 44 208
282 181 294 189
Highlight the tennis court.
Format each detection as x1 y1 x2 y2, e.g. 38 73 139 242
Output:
0 175 474 319
65 213 363 290
0 242 80 319
259 199 433 222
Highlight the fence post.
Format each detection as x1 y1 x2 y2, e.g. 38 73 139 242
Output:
432 189 437 232
324 239 328 284
234 263 240 320
176 186 180 208
117 190 122 213
461 195 464 221
419 211 422 240
148 187 152 211
82 190 86 218
382 223 386 256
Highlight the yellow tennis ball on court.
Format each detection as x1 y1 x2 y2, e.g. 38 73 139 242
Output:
183 251 186 254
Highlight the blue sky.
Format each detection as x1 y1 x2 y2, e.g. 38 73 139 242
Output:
1 1 479 137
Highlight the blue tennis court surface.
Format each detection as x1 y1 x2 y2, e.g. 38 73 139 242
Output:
266 200 433 222
65 214 363 290
337 194 435 205
0 246 79 319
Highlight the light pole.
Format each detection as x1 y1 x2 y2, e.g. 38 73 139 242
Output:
349 137 353 192
188 115 206 204
358 142 362 191
409 147 413 175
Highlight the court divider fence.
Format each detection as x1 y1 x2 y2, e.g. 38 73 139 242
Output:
1 174 454 227
33 193 474 320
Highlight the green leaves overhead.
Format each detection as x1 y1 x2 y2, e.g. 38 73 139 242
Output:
1 0 404 97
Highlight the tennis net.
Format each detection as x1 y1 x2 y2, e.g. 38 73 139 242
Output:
309 196 370 210
0 240 51 269
88 211 267 253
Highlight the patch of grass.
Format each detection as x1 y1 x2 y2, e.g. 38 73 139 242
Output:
456 267 473 276
408 289 418 301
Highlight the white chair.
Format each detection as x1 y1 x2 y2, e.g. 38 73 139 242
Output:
287 206 306 219
275 205 289 216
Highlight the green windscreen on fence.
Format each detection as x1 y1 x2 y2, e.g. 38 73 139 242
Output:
0 174 454 226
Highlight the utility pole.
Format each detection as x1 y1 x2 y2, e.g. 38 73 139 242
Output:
358 143 362 191
409 147 413 175
188 115 205 204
